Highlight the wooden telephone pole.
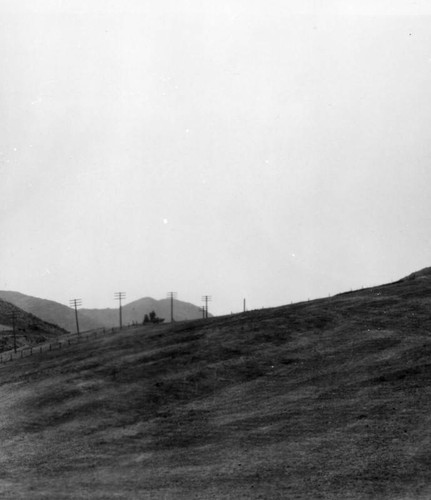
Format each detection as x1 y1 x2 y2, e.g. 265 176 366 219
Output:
201 295 212 319
167 292 177 322
69 298 82 335
9 311 17 353
114 292 126 329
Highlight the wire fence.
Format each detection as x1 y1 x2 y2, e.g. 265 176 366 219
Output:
0 325 133 365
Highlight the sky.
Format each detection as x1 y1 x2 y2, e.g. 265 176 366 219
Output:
1 0 431 315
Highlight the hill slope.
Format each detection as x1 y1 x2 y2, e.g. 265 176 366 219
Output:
0 291 206 332
0 298 67 351
1 269 431 498
0 291 102 333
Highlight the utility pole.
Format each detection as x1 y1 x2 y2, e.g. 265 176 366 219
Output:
114 292 126 329
243 298 246 313
9 311 17 353
69 298 82 335
201 295 212 319
167 292 177 323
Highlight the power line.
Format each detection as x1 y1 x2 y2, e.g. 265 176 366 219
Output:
167 292 177 323
114 292 126 329
69 298 82 335
201 295 212 319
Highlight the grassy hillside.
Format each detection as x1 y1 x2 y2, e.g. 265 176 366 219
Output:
1 269 431 498
0 298 67 352
0 291 102 333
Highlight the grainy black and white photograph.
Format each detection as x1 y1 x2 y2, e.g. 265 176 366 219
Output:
1 0 431 498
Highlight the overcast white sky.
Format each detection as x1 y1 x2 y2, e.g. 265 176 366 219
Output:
1 0 431 315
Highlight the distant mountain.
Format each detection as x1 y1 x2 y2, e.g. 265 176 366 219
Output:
0 291 101 333
82 297 208 328
126 297 208 323
0 291 208 332
0 298 67 351
78 308 117 329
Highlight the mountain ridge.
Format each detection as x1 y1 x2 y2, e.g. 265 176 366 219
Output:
0 291 207 332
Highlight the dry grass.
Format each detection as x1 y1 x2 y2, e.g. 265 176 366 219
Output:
1 274 431 497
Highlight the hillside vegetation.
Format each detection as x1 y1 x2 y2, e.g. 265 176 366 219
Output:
1 269 431 498
0 298 67 352
0 291 101 333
